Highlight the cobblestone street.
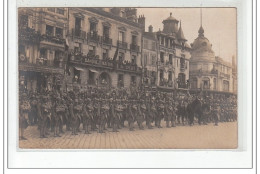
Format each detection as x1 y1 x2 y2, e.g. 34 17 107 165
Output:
19 122 237 149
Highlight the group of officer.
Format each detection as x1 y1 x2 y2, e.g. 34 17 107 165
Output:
19 87 237 140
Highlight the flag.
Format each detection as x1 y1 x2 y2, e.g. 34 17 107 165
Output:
112 42 119 69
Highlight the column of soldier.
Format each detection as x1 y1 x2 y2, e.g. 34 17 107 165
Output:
19 87 237 140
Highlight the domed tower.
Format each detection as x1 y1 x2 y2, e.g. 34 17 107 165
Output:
162 12 179 34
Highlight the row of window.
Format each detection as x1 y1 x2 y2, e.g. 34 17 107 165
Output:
45 25 64 38
190 78 229 91
47 8 65 15
143 39 156 51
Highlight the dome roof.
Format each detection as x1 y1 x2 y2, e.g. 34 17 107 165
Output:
162 12 179 24
191 26 214 53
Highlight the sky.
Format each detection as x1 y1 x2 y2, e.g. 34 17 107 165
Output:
137 8 237 63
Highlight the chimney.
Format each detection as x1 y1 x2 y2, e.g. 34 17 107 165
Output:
138 15 145 31
148 25 153 33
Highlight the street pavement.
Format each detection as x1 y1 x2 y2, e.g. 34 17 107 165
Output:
19 122 237 149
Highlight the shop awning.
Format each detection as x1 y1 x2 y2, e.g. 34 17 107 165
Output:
89 69 99 73
74 67 85 71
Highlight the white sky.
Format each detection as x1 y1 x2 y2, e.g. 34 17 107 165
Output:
137 8 237 63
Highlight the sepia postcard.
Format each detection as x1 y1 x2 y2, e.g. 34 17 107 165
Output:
17 7 238 149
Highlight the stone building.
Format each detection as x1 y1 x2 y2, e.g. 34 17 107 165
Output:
66 7 143 90
142 25 158 88
189 25 234 93
18 8 68 92
155 13 191 91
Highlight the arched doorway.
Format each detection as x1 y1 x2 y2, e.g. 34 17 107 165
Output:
98 72 111 88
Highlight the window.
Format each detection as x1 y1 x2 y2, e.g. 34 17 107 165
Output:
151 55 156 65
47 8 55 12
191 78 198 89
19 45 26 55
119 31 124 42
88 45 96 56
103 49 108 59
169 54 173 65
90 22 97 32
177 59 179 67
151 72 156 85
180 58 185 69
213 78 217 90
168 71 172 82
74 42 82 53
118 74 124 87
132 35 137 45
75 17 81 36
40 49 47 58
202 78 210 89
223 80 229 91
103 26 110 38
131 76 136 84
160 70 164 80
165 38 169 47
119 52 124 62
55 27 63 38
160 52 164 63
88 70 95 85
161 37 164 45
46 25 54 36
131 55 136 64
178 73 186 88
56 8 65 15
74 68 81 83
151 41 156 50
144 54 148 66
143 39 148 49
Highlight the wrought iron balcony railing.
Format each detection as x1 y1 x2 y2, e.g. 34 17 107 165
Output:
41 34 65 45
102 36 112 45
117 41 128 49
87 31 100 43
19 27 41 43
130 44 140 52
71 29 86 39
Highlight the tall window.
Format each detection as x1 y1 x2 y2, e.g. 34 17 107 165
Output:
160 52 164 63
168 71 172 82
213 78 217 90
73 68 81 83
40 49 47 59
118 74 124 87
119 31 124 42
223 80 229 91
191 78 198 89
55 27 63 38
90 22 97 32
151 55 156 65
143 39 148 49
132 35 137 45
103 26 109 38
144 54 148 66
169 54 173 65
131 76 136 85
88 45 95 56
161 37 164 45
131 55 136 64
75 17 81 36
202 78 210 89
103 49 108 59
119 52 124 62
151 41 156 50
180 58 185 69
74 42 82 53
46 25 54 36
178 73 186 88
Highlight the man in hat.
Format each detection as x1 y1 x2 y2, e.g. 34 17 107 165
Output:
40 95 52 138
19 92 30 140
127 100 135 131
136 100 144 130
111 99 119 132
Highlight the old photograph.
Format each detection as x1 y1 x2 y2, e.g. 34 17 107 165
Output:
18 7 237 149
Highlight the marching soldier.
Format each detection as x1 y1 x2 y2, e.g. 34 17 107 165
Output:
19 93 30 140
136 100 144 130
82 98 93 134
40 95 52 138
127 100 135 131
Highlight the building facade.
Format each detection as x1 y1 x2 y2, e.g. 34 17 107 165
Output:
189 25 234 93
155 13 191 91
66 7 143 90
18 7 68 92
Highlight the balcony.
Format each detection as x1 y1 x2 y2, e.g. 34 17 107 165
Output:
19 27 41 43
87 31 100 43
117 41 128 50
130 44 140 52
71 29 86 40
102 36 112 46
69 52 141 74
159 79 174 88
219 72 230 79
19 57 64 74
41 34 65 45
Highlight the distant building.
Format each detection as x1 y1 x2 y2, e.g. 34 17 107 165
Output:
18 8 68 92
189 25 234 94
142 25 158 88
66 7 143 90
154 13 191 90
